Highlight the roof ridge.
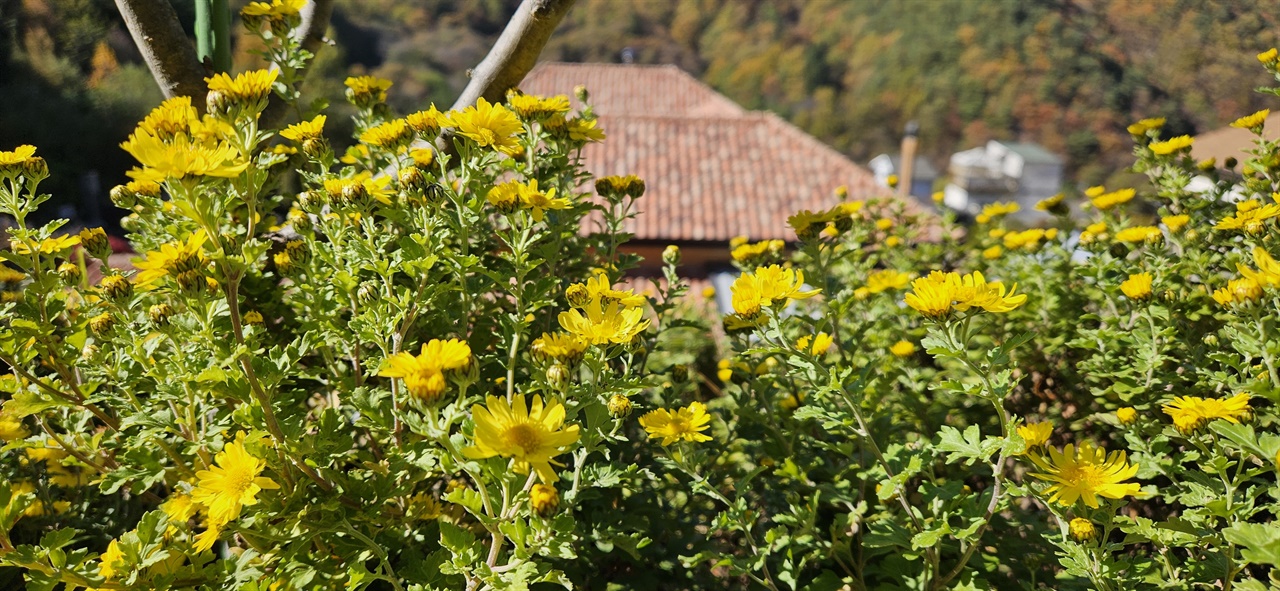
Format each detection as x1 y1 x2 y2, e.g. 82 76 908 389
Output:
531 61 685 71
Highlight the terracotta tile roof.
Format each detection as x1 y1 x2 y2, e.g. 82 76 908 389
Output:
1191 112 1280 164
583 113 891 241
521 62 910 242
522 62 747 118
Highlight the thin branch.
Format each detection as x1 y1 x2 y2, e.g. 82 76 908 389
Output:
449 0 577 111
114 0 208 101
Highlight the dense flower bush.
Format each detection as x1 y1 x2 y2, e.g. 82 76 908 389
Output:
6 5 1280 588
673 49 1280 591
0 5 682 590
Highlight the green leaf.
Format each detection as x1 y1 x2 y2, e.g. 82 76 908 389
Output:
3 389 68 418
936 425 1000 466
1224 522 1280 566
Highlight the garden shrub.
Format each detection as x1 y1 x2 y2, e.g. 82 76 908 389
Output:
676 49 1280 591
6 4 1280 589
0 4 676 590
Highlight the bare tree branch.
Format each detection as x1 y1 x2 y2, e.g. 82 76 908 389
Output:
450 0 577 111
261 0 336 128
114 0 208 101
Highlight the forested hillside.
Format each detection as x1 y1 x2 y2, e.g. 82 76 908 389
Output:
1 0 1277 212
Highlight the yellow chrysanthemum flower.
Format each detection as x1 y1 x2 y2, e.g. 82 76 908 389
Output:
205 69 278 104
1003 228 1047 250
566 117 606 142
1120 272 1153 300
323 172 394 206
975 201 1020 224
242 0 305 17
1148 135 1194 155
1162 394 1251 434
359 118 413 149
1030 441 1140 508
463 394 580 483
905 270 1027 317
730 265 821 316
1215 201 1280 233
1017 420 1053 451
280 115 326 142
344 76 392 105
889 340 916 357
10 234 80 255
731 240 784 264
1260 48 1279 64
517 179 569 221
1113 226 1163 244
568 273 645 308
904 271 958 318
787 209 834 239
406 105 445 135
136 96 198 139
1212 277 1262 308
557 299 649 345
530 332 589 364
1035 193 1065 211
379 339 471 403
1127 118 1165 136
1161 214 1190 233
1231 109 1269 131
121 131 247 182
983 245 1003 259
1239 246 1280 288
796 332 834 355
639 401 714 446
190 435 279 526
506 93 571 120
98 539 125 580
0 144 39 176
131 229 208 288
1089 188 1135 210
866 269 911 294
1116 407 1138 426
448 97 523 155
0 413 29 441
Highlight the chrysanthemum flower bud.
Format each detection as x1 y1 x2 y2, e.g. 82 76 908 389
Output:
81 343 98 360
206 89 231 117
672 364 689 381
530 483 559 518
399 166 425 192
273 251 295 275
565 283 590 308
89 312 115 335
1225 157 1238 169
22 157 48 180
57 262 81 284
607 394 633 418
662 245 681 266
284 239 309 265
1116 407 1137 426
109 185 136 209
99 275 131 301
174 269 206 296
301 137 328 159
1203 334 1219 347
78 227 111 260
149 303 174 327
574 84 589 103
357 282 379 304
243 310 265 326
546 363 569 390
287 208 312 233
1068 518 1097 543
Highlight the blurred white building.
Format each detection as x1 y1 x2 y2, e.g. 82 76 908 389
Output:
943 140 1063 218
